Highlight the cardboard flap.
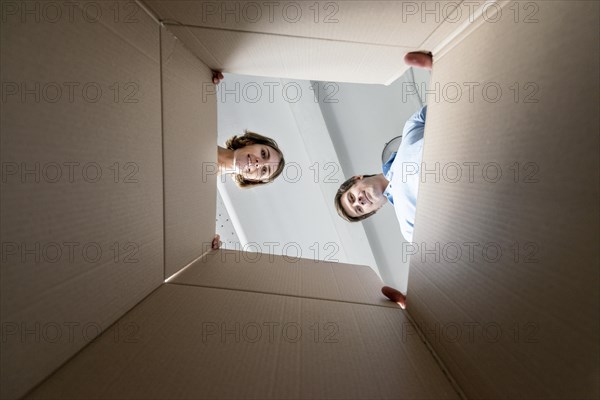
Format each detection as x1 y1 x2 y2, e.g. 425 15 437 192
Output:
161 27 218 279
144 0 473 84
0 3 164 399
28 283 459 399
407 2 599 398
170 249 397 307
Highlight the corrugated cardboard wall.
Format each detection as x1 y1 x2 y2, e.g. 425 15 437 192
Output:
407 1 599 398
171 249 398 307
28 257 460 400
1 1 220 398
0 2 165 399
143 0 473 84
161 27 217 278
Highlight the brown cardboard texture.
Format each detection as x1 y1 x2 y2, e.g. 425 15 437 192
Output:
407 1 599 399
27 282 459 400
2 0 598 399
0 3 163 399
143 0 473 84
171 249 397 308
160 26 218 279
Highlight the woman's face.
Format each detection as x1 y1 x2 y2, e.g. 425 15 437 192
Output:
233 144 282 182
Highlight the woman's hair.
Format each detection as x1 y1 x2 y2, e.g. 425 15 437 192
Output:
225 130 285 188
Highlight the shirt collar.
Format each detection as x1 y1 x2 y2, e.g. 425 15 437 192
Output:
382 152 397 205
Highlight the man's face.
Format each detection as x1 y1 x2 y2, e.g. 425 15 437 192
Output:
233 144 282 182
340 175 388 218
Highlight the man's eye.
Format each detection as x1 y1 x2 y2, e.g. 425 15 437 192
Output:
357 206 363 214
262 166 267 175
261 150 266 158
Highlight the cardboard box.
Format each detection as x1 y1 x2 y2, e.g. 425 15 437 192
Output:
1 1 598 399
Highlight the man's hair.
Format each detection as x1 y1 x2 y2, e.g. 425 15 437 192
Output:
225 130 285 188
334 174 378 222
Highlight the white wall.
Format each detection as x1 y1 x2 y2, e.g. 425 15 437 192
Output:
216 73 378 273
216 68 430 290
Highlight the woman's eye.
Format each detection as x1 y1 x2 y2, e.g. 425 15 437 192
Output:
261 150 266 158
357 206 363 213
262 166 267 175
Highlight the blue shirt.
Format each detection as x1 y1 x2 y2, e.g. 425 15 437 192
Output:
382 106 427 242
